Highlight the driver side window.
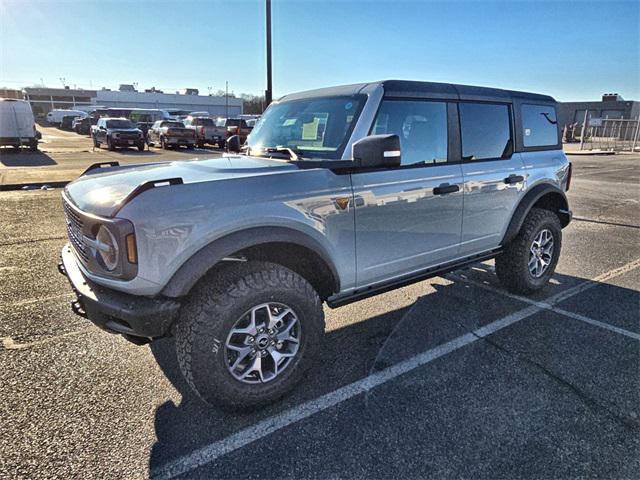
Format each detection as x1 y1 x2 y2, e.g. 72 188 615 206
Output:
372 100 448 166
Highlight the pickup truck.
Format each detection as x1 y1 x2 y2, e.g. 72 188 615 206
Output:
147 120 196 149
183 116 225 148
91 117 145 151
216 118 253 147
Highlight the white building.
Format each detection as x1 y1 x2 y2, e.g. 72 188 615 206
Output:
95 90 242 116
23 86 243 118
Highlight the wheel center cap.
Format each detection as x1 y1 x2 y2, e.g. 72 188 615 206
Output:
256 334 270 349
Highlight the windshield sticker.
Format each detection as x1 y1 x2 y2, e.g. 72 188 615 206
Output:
282 118 297 126
302 118 320 140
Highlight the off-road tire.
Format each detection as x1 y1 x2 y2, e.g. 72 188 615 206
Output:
496 207 562 294
174 261 325 409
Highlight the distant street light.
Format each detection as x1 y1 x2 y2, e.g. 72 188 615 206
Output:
265 0 272 107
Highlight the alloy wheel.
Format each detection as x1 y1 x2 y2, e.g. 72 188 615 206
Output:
224 302 301 384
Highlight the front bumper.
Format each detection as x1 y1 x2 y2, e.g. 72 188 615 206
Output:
112 137 144 147
58 244 180 341
166 137 196 146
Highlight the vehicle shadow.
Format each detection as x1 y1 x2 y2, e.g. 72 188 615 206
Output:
0 149 58 166
148 263 628 476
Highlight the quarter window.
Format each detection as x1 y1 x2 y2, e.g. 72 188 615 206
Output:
459 103 512 161
522 104 558 147
372 100 448 165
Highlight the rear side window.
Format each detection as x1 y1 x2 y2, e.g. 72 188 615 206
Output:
522 104 558 147
372 100 448 166
459 103 512 161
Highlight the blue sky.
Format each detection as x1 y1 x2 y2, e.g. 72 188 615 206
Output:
1 0 638 101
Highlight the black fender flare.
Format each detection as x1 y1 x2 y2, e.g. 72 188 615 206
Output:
502 184 571 245
161 226 340 298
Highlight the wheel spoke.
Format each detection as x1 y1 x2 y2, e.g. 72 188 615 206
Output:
268 307 293 329
229 346 252 371
240 355 264 382
230 308 258 336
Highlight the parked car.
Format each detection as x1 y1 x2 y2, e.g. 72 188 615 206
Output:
0 98 38 150
216 117 253 145
147 120 196 149
183 116 225 148
60 114 81 130
91 117 145 151
46 109 87 126
73 116 98 135
130 109 170 138
59 80 572 409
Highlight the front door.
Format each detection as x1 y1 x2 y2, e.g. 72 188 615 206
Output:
352 99 463 288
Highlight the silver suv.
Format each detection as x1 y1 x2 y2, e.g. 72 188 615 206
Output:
59 80 572 408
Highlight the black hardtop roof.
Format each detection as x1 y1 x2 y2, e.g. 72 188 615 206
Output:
280 80 556 104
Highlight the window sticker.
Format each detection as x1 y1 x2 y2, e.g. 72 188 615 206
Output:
302 118 320 140
282 118 296 126
525 128 531 136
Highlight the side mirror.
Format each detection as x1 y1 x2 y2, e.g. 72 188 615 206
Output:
226 134 241 153
352 134 401 169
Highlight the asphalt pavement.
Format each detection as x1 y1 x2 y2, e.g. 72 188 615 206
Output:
0 151 638 479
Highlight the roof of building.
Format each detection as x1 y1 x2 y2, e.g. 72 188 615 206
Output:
280 80 556 103
24 87 97 96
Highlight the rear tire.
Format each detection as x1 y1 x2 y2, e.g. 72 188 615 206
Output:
175 261 324 409
496 208 562 294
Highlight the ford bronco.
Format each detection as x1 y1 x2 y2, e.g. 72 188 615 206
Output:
59 80 572 408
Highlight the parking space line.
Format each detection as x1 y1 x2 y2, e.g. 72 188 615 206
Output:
552 307 640 341
1 329 90 351
150 258 640 480
5 292 74 308
448 257 640 341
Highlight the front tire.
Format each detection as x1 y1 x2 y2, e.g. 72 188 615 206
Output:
175 261 324 409
107 137 115 151
496 208 562 294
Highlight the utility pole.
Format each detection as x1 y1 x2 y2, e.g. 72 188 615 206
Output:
225 81 229 119
265 0 272 107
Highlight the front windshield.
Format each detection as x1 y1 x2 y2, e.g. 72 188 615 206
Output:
246 95 364 160
106 119 136 129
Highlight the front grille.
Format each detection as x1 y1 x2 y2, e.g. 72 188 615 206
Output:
118 133 140 140
62 197 90 263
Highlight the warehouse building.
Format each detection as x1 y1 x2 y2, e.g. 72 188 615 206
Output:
24 87 97 118
558 93 639 128
95 89 242 117
22 86 242 118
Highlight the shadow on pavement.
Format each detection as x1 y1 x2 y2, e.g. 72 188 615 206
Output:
0 149 58 167
144 263 640 476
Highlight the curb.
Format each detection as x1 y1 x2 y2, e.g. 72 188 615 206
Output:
565 150 616 156
0 181 70 192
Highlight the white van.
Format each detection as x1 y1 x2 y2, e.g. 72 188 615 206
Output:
46 109 87 126
0 98 38 150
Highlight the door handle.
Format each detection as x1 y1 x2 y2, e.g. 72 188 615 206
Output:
433 183 460 195
504 175 524 184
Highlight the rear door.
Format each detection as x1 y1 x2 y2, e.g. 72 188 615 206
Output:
352 99 464 287
458 102 527 255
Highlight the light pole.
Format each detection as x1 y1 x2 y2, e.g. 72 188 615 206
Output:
265 0 272 107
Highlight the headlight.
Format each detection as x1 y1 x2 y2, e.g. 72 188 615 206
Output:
96 225 119 271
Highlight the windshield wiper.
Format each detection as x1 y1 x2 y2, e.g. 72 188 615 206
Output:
265 146 303 161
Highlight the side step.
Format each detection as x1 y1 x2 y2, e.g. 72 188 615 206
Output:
326 249 501 308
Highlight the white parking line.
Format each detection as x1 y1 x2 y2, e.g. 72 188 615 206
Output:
150 258 640 480
448 258 640 341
